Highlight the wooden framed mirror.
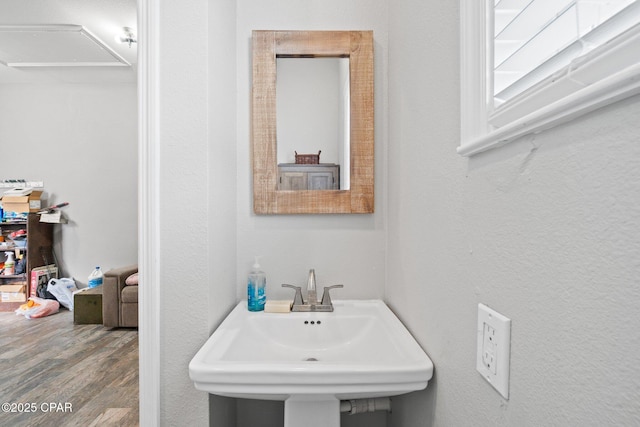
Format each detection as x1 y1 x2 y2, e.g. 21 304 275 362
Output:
252 30 374 214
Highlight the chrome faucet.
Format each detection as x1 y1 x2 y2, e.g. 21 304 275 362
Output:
307 269 318 307
282 269 343 312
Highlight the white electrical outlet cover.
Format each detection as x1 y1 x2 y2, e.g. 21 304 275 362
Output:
477 303 511 399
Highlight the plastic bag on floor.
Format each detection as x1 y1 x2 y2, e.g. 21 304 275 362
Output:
15 297 60 319
47 278 78 311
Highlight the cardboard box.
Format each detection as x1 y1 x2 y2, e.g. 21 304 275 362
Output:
1 190 44 213
0 283 27 302
39 211 68 224
30 265 58 298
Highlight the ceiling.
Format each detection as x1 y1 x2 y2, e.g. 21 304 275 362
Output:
0 0 137 84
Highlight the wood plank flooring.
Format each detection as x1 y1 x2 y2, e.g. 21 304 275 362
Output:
0 309 138 427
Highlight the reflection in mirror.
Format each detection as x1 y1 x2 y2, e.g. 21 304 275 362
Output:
276 58 350 190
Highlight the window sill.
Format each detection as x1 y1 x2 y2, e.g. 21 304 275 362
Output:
458 63 640 157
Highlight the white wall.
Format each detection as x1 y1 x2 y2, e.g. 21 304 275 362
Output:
232 1 389 425
154 0 217 425
208 0 240 424
388 1 640 426
0 83 137 283
158 0 640 425
277 58 343 165
155 0 389 421
236 0 388 303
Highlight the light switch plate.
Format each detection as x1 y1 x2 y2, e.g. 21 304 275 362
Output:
477 303 511 399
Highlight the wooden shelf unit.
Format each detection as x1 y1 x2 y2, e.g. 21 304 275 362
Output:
0 214 54 311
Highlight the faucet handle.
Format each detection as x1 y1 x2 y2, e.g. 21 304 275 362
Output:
321 284 343 307
282 284 304 306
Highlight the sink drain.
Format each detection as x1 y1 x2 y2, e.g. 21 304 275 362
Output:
303 357 319 362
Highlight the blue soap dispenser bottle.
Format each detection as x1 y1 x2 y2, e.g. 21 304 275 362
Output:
247 256 266 311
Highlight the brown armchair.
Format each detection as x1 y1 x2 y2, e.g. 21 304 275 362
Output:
102 265 138 328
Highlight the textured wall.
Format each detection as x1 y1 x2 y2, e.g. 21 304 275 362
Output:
234 0 389 426
208 0 239 425
157 0 211 425
235 0 389 314
388 0 640 426
162 0 640 425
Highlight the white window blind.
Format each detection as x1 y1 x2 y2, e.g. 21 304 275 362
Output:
494 0 639 106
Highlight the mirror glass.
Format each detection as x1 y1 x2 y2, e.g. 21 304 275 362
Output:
252 30 373 214
276 57 350 190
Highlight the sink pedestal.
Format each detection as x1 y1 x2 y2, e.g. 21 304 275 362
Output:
284 395 340 427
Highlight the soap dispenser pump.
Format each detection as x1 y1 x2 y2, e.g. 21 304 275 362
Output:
247 256 266 311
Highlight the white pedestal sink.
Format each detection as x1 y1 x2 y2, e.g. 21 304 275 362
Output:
189 300 433 426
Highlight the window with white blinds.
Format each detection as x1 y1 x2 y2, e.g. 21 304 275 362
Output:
494 0 639 105
459 0 640 156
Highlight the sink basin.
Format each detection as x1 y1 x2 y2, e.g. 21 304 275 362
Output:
189 300 433 401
